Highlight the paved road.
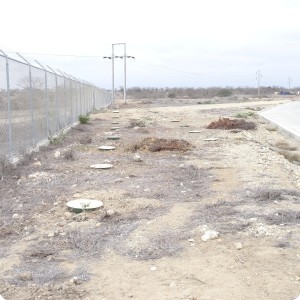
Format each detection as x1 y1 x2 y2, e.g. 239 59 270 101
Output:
259 100 300 139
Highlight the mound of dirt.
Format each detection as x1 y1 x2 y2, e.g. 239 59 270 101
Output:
206 117 257 130
129 137 192 152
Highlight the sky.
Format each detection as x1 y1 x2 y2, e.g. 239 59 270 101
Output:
1 0 300 89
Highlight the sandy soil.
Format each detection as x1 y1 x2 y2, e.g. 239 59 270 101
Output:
0 97 300 300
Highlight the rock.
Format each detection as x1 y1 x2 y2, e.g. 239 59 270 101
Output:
201 230 219 242
18 272 33 281
33 161 41 166
48 232 59 237
188 238 194 242
106 209 115 217
64 212 73 220
54 150 61 158
12 213 20 219
133 153 142 162
150 266 157 271
235 242 243 250
115 178 124 183
70 276 81 285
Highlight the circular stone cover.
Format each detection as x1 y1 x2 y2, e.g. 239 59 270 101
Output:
66 199 103 212
98 146 116 150
90 163 113 169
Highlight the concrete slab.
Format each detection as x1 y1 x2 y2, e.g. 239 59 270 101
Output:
259 100 300 140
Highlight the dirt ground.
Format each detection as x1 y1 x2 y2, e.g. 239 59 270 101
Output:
1 97 300 300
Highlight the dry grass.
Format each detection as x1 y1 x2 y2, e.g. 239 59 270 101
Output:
10 262 67 286
277 149 300 163
265 209 300 225
129 137 192 152
128 119 146 128
79 135 92 144
121 230 184 260
274 140 297 151
188 200 249 234
243 187 300 203
265 124 277 131
206 118 257 130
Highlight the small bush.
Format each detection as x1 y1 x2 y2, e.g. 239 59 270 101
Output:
78 115 90 124
168 93 176 98
217 89 232 97
234 111 255 118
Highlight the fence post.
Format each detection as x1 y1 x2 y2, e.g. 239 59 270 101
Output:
57 69 67 127
17 53 35 146
35 60 49 137
0 50 13 160
47 66 59 132
69 75 79 122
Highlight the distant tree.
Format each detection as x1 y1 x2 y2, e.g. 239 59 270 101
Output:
217 89 232 97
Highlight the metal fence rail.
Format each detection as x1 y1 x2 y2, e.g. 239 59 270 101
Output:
0 50 112 162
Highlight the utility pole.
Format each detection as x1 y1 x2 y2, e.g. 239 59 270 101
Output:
256 70 262 97
103 43 134 105
288 77 292 91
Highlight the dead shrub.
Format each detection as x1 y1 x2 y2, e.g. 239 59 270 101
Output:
274 140 297 151
129 137 192 152
278 149 300 163
63 149 75 160
244 187 300 203
120 230 184 260
129 119 146 128
79 135 92 144
206 117 257 130
265 125 277 131
265 210 300 225
10 262 66 285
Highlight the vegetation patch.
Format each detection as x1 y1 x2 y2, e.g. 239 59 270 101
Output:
243 187 300 203
129 137 192 152
274 140 297 151
278 149 300 163
206 117 257 130
78 114 90 124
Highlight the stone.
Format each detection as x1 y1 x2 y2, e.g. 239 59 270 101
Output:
150 266 157 271
188 238 194 242
12 213 20 219
64 212 73 219
106 209 115 217
235 242 243 250
201 230 219 242
18 272 33 281
54 150 61 158
70 276 81 285
33 161 41 166
133 153 142 162
48 232 59 237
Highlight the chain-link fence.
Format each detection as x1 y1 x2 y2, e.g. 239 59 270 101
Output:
0 50 112 162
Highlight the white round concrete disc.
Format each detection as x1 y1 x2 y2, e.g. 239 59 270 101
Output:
98 146 116 150
90 163 113 169
66 199 103 211
204 138 219 141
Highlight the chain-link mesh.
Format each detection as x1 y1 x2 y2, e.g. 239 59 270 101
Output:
0 52 112 161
